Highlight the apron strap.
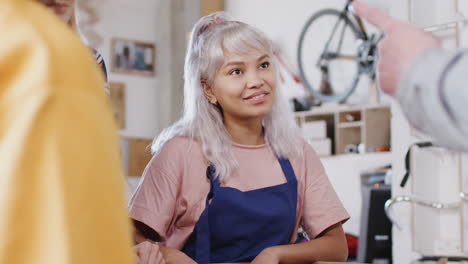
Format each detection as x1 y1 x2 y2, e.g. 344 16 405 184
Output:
194 206 210 263
193 165 217 263
278 158 296 183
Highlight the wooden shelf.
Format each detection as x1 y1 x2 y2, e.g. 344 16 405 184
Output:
337 121 363 128
295 104 391 156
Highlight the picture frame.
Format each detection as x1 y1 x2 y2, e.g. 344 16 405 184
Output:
125 137 153 177
109 82 126 130
110 38 156 77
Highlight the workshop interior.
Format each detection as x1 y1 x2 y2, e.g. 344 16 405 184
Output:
2 0 468 264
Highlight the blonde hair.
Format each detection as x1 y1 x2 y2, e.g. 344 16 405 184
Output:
151 12 303 181
71 0 101 46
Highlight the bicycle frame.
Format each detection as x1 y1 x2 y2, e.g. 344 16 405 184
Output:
345 0 369 41
319 0 368 66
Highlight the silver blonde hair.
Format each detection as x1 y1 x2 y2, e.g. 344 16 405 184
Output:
151 12 303 181
72 0 102 46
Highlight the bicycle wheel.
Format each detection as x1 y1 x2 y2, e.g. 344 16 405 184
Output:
297 9 364 102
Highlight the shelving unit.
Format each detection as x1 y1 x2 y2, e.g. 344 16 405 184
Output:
295 104 391 155
337 122 362 128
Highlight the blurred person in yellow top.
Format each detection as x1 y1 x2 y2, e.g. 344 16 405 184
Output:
0 0 135 263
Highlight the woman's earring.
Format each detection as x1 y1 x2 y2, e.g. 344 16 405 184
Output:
208 97 217 105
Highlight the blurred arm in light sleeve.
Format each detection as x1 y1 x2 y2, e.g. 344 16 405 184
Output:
353 0 468 152
0 1 134 263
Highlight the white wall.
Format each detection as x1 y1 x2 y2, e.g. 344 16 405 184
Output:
84 0 202 191
81 0 169 139
322 153 392 236
86 0 201 140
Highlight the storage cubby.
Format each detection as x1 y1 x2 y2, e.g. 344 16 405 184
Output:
295 104 391 156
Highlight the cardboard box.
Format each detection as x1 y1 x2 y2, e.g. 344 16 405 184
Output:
301 120 327 139
307 138 331 157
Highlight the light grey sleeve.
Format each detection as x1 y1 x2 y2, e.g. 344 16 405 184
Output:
397 48 468 152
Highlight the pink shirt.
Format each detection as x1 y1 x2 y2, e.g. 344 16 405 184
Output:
129 136 349 249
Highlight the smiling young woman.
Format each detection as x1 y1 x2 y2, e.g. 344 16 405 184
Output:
130 12 350 264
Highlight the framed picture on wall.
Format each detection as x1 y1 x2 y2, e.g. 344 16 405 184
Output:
200 0 224 16
109 82 126 130
111 38 156 77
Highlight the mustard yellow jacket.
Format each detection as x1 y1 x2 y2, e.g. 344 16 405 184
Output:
0 0 134 263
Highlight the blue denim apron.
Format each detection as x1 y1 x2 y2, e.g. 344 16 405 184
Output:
182 158 298 263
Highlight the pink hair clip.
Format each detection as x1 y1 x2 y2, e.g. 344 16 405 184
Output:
198 17 224 37
206 17 223 27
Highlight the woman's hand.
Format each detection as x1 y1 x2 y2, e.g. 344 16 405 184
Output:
250 247 281 264
159 245 197 264
135 241 166 264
